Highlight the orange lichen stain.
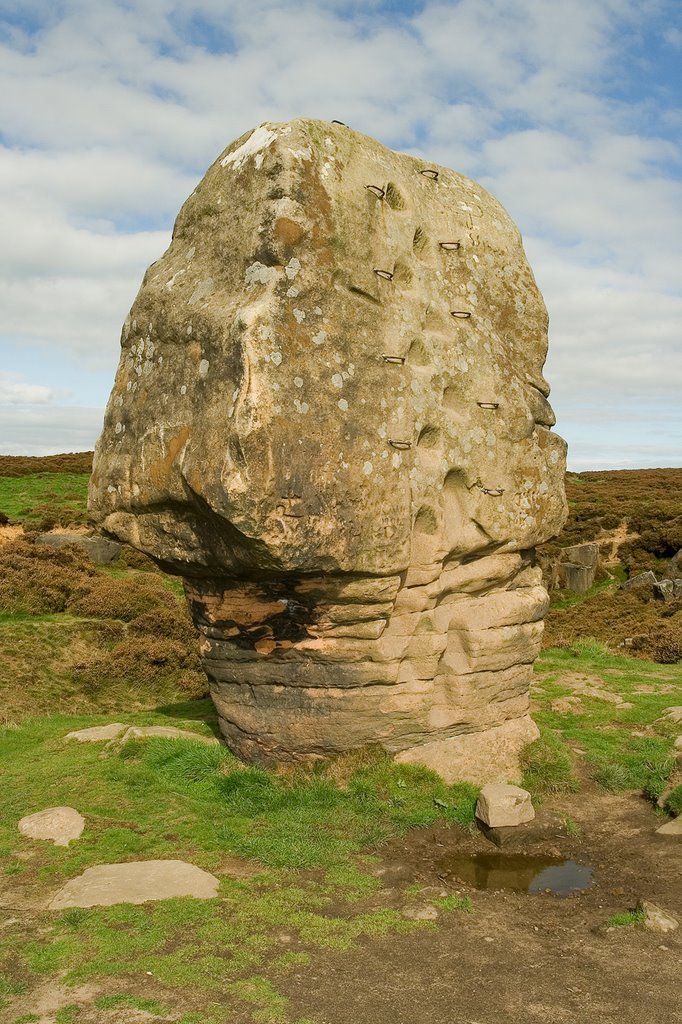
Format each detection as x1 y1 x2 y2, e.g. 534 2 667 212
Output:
148 426 191 488
274 217 305 247
189 341 201 362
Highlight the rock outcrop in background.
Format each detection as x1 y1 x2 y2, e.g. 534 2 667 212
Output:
90 119 567 783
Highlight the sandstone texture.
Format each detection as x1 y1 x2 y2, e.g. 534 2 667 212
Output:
48 860 219 909
89 119 567 782
475 783 535 827
65 723 127 742
18 806 85 847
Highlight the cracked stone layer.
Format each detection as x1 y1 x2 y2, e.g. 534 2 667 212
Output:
89 119 567 783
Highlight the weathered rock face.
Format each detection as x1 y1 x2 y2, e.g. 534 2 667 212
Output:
89 119 567 783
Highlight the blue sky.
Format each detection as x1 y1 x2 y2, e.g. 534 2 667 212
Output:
0 0 680 468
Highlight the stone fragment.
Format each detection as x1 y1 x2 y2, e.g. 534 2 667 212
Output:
36 532 121 564
18 807 85 847
622 571 657 591
89 119 567 783
656 816 682 836
558 563 595 594
402 904 439 921
637 900 679 932
65 724 127 742
475 783 535 827
48 860 219 909
561 542 599 569
653 580 674 602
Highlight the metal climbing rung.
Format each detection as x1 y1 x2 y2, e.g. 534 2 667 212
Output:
382 355 405 364
389 439 412 450
439 241 461 250
481 487 504 496
365 185 385 198
450 310 472 319
374 269 394 280
420 169 439 180
477 402 499 409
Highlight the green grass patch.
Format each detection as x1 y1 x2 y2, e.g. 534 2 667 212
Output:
0 472 89 525
532 642 682 798
606 908 645 928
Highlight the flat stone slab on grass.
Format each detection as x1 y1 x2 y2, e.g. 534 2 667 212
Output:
48 859 220 909
118 726 219 745
65 723 127 742
19 806 85 847
476 783 535 828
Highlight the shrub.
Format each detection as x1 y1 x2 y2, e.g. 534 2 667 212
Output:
67 574 177 621
0 539 97 613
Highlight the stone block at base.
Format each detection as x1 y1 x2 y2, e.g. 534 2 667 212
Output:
394 715 539 785
476 783 535 827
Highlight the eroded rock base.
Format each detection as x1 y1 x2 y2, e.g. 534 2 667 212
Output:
186 552 547 781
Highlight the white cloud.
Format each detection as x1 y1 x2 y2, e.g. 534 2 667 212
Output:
0 0 679 465
0 372 54 404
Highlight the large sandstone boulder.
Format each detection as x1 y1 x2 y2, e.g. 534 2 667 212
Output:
89 119 567 783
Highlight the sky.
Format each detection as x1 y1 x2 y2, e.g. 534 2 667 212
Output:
0 0 680 469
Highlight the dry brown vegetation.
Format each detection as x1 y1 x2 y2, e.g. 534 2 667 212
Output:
0 451 93 477
0 537 205 723
539 467 682 575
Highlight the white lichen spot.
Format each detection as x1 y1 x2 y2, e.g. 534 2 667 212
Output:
314 306 322 315
115 422 122 434
293 308 306 323
285 258 301 280
288 146 312 161
294 399 309 414
271 351 283 366
187 324 192 335
221 125 278 170
294 376 304 388
392 452 402 469
338 398 348 411
312 330 326 346
550 450 559 465
245 262 278 287
331 373 344 388
363 461 373 476
259 325 272 340
199 359 209 378
180 385 187 395
287 287 299 298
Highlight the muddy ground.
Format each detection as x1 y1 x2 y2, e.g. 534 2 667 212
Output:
279 790 681 1024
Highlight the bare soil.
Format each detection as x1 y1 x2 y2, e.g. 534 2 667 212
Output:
278 789 681 1024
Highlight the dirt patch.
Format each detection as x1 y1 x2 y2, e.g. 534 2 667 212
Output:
0 524 23 546
278 790 682 1024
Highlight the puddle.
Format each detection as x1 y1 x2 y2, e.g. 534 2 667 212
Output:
439 853 593 896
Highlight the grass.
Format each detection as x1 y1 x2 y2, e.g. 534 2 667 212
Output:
606 908 645 928
530 639 682 801
0 716 477 1021
0 472 90 526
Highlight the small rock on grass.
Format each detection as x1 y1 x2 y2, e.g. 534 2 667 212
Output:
48 859 220 909
476 783 535 828
402 904 439 921
116 725 219 746
19 807 85 847
656 816 682 836
637 900 679 933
